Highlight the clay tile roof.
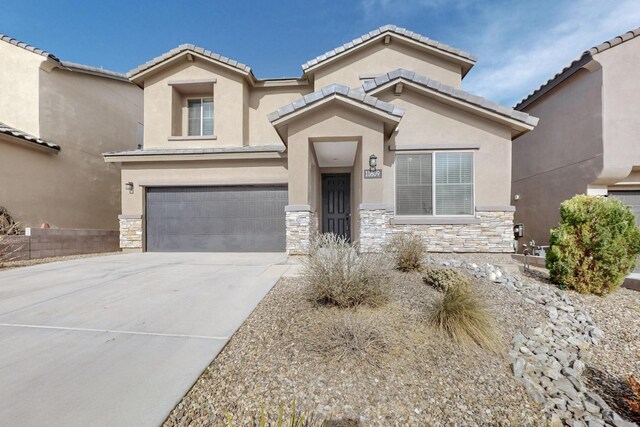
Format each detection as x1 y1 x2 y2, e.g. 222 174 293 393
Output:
0 122 60 151
0 33 59 61
267 83 405 123
127 44 253 78
362 69 538 127
516 27 640 110
301 24 477 72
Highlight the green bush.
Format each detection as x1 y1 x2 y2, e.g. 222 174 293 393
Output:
385 233 425 272
422 266 471 292
303 233 388 308
546 195 640 295
427 283 499 351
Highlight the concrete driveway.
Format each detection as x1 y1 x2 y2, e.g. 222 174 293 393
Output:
0 252 289 427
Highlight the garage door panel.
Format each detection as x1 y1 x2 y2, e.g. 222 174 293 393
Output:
146 186 287 252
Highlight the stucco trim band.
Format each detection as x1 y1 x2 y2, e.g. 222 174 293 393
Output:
285 204 312 212
137 179 288 187
475 205 516 212
390 143 480 151
118 214 143 219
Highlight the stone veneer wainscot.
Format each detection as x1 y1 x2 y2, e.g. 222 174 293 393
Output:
359 206 515 253
285 206 318 255
118 214 143 249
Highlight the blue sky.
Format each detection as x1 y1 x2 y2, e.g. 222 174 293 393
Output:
3 0 640 106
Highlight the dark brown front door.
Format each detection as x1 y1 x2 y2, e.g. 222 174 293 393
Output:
322 174 351 240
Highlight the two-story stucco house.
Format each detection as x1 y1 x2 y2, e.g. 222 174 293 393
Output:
512 28 640 249
105 25 538 254
0 34 143 230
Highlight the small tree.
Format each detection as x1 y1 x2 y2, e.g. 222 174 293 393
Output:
546 195 640 295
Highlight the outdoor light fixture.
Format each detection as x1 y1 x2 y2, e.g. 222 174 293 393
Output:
125 182 134 193
369 154 378 171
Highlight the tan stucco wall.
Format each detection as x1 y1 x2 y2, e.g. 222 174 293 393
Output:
597 36 640 184
249 86 311 146
378 88 514 208
119 158 288 215
512 68 604 246
313 39 462 89
143 60 246 149
2 61 142 229
0 41 46 136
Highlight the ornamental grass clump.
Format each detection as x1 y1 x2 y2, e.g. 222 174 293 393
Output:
303 233 388 308
427 282 499 351
225 402 331 427
422 266 471 292
385 232 425 272
546 195 640 295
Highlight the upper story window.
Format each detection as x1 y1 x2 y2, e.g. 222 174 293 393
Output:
187 97 214 136
396 151 474 216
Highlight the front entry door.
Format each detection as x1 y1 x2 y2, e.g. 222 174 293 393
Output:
322 174 351 240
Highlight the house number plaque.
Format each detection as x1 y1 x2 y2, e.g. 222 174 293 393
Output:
364 169 382 179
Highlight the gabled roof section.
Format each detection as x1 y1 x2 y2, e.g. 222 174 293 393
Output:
0 33 59 61
0 121 60 152
267 83 404 124
301 25 477 76
363 69 538 127
516 27 640 110
127 44 254 82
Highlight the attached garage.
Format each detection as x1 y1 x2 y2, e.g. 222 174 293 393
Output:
146 186 288 252
609 190 640 226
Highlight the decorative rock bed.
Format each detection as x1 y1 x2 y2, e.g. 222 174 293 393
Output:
427 257 637 427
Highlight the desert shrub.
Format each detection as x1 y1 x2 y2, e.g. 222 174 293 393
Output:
546 195 640 295
385 233 425 272
625 375 640 417
427 284 499 351
421 266 471 292
309 312 388 363
303 233 388 308
225 402 332 426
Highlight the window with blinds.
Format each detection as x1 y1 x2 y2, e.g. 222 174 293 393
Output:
187 97 214 136
396 152 474 216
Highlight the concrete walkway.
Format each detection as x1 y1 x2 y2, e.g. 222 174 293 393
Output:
0 252 289 427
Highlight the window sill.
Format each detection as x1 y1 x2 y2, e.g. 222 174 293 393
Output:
168 135 217 141
390 216 480 225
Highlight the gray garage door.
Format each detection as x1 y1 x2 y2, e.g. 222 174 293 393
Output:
609 190 640 272
609 191 640 226
146 186 287 252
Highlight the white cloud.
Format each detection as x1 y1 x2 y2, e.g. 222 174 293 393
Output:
462 0 640 105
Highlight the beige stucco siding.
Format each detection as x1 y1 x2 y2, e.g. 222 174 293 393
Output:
597 36 640 183
248 86 311 146
143 60 247 149
512 68 604 245
0 41 45 136
313 40 462 89
119 158 288 215
2 65 142 229
378 89 514 208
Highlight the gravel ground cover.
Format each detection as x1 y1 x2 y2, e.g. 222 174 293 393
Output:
570 289 640 424
0 252 121 270
165 254 548 426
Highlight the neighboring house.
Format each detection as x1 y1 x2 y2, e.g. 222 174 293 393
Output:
104 25 537 254
512 28 640 249
0 34 143 230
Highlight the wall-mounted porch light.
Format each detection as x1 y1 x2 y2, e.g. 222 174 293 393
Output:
369 154 378 171
125 182 134 194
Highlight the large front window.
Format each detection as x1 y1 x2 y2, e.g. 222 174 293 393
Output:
396 152 474 216
187 97 214 136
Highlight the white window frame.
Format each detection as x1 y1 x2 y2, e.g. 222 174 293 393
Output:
187 97 214 136
394 150 476 217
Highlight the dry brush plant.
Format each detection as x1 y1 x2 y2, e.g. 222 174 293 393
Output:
308 312 389 365
303 233 389 308
0 206 22 267
225 402 333 427
385 232 425 272
427 279 500 351
422 266 472 292
625 375 640 417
